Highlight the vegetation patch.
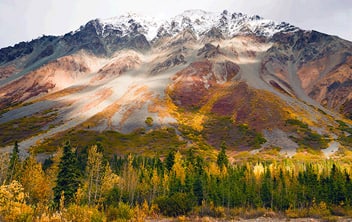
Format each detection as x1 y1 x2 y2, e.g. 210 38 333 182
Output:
33 127 186 156
202 116 266 150
285 118 329 149
0 108 58 146
335 120 352 147
145 116 153 127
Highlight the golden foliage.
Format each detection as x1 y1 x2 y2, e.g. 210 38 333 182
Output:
206 162 221 177
20 155 52 214
85 145 104 206
0 180 33 221
253 162 264 180
101 163 120 196
0 153 9 185
63 204 106 222
172 151 186 185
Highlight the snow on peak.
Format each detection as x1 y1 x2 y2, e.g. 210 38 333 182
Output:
86 10 298 41
98 12 165 40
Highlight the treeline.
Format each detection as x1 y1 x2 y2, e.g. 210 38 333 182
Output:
1 142 352 221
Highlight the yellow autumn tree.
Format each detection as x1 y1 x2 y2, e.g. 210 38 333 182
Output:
172 151 186 185
0 180 33 221
85 145 104 206
20 154 52 214
120 154 138 204
151 168 160 200
46 147 63 189
101 163 119 197
253 162 265 181
0 153 9 185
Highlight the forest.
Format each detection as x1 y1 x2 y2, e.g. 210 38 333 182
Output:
1 141 352 221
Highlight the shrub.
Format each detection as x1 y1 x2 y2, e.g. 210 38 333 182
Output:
145 117 153 127
240 208 266 219
64 204 106 222
154 193 196 217
285 208 309 218
107 202 133 221
330 206 347 216
0 180 34 221
197 201 226 218
309 201 330 218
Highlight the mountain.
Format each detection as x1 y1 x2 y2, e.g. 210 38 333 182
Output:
1 10 352 158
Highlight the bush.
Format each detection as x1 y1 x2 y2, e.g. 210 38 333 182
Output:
107 202 133 221
240 208 266 219
196 201 226 218
145 117 153 127
64 204 105 222
154 193 196 217
309 201 330 218
330 206 347 216
285 208 309 218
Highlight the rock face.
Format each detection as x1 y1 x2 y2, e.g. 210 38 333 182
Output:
0 10 352 154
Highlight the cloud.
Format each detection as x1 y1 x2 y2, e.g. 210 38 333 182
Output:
0 0 351 48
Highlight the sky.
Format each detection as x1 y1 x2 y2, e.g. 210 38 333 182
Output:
0 0 351 48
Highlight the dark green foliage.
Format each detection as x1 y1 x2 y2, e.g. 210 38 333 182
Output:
42 157 54 171
154 193 196 216
193 176 203 205
104 187 121 207
103 153 352 217
35 127 185 155
260 170 273 208
336 120 352 146
7 141 20 183
53 141 81 206
286 118 329 149
4 138 352 219
203 117 266 149
286 119 309 129
165 150 175 171
217 142 228 169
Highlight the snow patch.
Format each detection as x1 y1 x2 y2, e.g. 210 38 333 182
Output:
83 10 299 42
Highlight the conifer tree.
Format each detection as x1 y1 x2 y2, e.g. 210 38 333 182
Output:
53 142 81 206
7 141 20 183
165 150 175 171
217 142 228 170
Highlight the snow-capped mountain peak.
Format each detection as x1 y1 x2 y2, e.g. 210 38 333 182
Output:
77 10 299 41
98 12 165 40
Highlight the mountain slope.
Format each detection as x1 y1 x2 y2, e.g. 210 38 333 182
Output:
0 10 352 158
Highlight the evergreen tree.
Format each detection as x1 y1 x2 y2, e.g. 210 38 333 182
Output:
53 142 81 206
217 142 228 169
165 150 175 171
7 141 20 183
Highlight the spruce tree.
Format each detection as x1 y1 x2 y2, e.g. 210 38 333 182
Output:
165 150 175 171
217 142 229 169
7 141 20 183
53 142 81 206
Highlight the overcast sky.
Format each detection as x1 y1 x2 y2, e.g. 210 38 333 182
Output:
0 0 351 48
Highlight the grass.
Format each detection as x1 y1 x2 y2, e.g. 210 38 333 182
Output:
285 118 330 149
33 127 186 156
0 109 58 146
202 116 266 150
293 147 325 161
